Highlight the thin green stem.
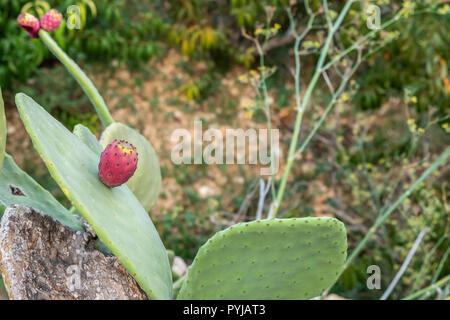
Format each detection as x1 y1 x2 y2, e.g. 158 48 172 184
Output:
431 245 450 284
377 138 420 216
273 0 356 217
409 233 449 294
256 39 277 200
328 146 450 293
380 228 429 300
322 9 435 72
402 275 450 300
38 30 114 127
293 56 361 159
357 133 381 212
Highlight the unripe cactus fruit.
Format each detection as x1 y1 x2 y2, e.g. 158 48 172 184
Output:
17 13 40 38
98 139 138 188
40 9 62 32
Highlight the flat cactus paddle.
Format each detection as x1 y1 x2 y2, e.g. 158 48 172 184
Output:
15 93 172 299
73 124 103 154
178 217 347 300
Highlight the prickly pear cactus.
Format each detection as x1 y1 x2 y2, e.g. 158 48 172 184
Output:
0 87 6 173
15 93 172 299
100 122 161 211
73 124 103 154
178 217 347 300
0 91 81 230
0 154 83 231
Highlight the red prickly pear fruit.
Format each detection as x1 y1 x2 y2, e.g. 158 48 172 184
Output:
17 12 40 38
98 139 138 188
40 9 62 32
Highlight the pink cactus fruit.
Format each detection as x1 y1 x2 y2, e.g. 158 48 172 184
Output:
17 12 40 38
98 139 138 188
40 9 63 32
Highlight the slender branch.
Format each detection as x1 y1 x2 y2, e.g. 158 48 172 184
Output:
256 178 271 220
293 52 361 159
273 0 357 217
402 275 450 300
328 146 450 293
380 228 430 300
409 233 449 294
257 42 277 198
322 70 335 95
322 9 437 72
38 30 114 127
431 245 450 284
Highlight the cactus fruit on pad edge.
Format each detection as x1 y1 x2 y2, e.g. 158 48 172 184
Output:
100 122 162 211
74 122 162 211
98 139 138 188
178 217 347 300
15 93 172 299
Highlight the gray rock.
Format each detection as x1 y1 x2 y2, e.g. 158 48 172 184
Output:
0 204 147 300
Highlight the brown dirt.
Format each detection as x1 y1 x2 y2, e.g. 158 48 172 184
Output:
90 49 290 216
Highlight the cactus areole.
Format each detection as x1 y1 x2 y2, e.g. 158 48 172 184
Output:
98 139 138 188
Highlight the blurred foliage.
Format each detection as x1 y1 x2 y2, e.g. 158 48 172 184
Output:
0 1 46 88
351 1 450 114
0 0 167 89
163 0 291 70
326 107 449 299
12 64 100 132
163 0 449 113
2 0 448 113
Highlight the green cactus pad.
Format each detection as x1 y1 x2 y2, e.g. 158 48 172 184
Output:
0 88 6 173
178 217 347 300
73 124 103 154
100 122 162 211
0 154 83 231
15 93 172 299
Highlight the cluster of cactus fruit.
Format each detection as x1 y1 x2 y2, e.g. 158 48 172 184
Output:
17 9 62 38
0 8 348 300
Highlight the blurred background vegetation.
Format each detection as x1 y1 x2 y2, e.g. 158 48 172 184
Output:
0 0 449 299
